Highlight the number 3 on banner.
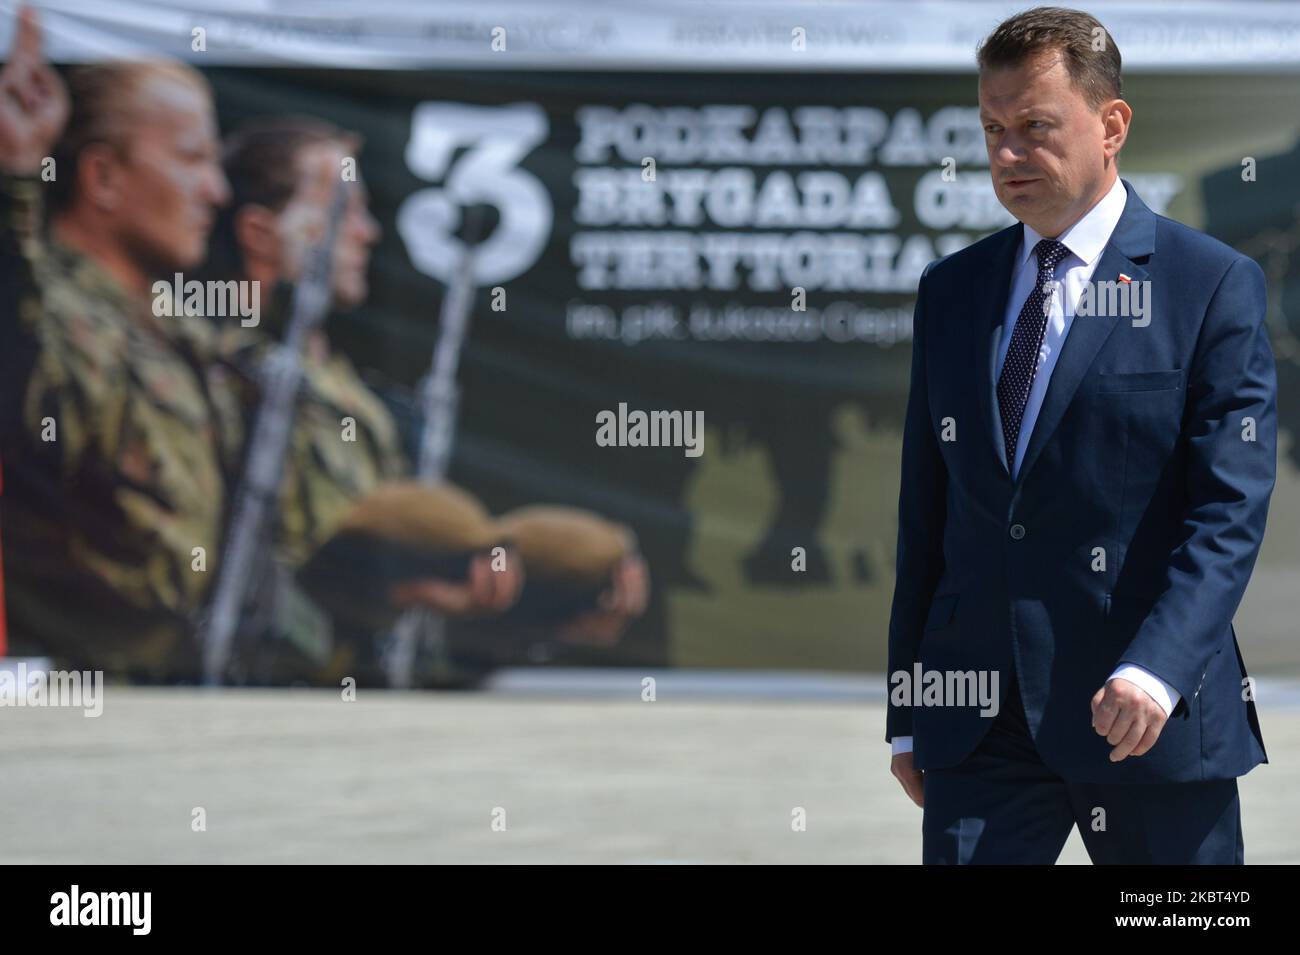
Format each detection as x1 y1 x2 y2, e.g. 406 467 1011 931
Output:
397 102 553 286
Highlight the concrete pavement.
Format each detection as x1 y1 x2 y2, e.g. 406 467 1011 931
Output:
2 677 1297 864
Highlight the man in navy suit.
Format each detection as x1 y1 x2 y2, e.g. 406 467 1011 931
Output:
886 6 1275 864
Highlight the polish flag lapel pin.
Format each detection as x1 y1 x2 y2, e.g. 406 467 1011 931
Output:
1118 273 1133 283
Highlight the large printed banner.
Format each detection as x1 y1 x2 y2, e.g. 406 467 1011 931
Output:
194 65 1300 671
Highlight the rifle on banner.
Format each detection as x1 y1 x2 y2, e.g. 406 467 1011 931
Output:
199 180 351 686
382 213 484 688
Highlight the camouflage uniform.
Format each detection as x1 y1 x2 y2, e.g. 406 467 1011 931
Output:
0 172 249 678
219 283 408 569
214 284 408 680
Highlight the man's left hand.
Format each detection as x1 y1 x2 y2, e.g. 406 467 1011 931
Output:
1090 677 1168 762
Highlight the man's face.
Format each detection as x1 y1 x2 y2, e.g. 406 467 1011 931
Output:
113 75 229 272
276 140 381 310
979 51 1125 237
330 177 381 310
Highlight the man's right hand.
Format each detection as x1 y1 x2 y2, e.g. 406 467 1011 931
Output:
892 752 925 808
0 6 69 174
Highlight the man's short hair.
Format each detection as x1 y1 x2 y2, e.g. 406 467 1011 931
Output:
202 115 358 283
221 115 355 214
977 6 1122 111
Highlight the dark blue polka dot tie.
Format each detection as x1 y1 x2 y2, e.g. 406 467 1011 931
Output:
996 238 1070 472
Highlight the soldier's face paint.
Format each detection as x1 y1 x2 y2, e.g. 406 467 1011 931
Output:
117 77 229 273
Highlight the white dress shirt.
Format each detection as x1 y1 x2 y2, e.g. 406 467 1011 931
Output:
891 176 1178 757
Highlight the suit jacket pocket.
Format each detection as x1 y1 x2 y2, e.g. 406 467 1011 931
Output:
1095 369 1183 393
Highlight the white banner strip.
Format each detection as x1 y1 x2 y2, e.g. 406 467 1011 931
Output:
4 0 1300 71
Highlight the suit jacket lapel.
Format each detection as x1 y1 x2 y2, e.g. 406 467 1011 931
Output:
1015 179 1157 486
973 222 1023 480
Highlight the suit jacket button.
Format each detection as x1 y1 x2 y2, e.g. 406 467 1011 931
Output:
1009 523 1026 540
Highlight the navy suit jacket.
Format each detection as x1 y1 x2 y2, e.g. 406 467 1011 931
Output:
885 178 1274 784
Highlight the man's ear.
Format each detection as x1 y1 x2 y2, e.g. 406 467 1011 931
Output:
233 203 281 272
1102 98 1132 159
77 142 126 213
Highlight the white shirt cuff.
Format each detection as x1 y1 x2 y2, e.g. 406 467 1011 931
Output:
1108 664 1181 717
890 735 914 756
